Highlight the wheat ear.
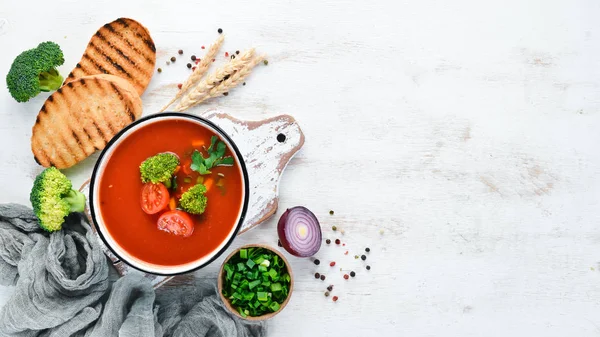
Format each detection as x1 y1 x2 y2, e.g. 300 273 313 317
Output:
174 49 256 112
159 35 224 112
206 55 265 99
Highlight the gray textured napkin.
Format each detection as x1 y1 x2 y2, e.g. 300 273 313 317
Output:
0 204 267 337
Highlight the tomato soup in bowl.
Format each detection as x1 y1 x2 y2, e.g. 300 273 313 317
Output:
89 113 249 275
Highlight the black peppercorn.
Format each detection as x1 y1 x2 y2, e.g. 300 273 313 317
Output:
325 291 330 297
314 259 320 265
191 55 197 61
320 275 325 281
366 265 371 270
178 49 183 55
314 273 320 279
335 239 341 245
187 63 192 69
236 50 240 55
223 92 229 96
327 285 333 291
170 56 176 62
361 255 367 261
218 28 223 34
329 210 334 215
263 60 268 65
231 54 236 59
365 247 370 252
157 68 162 73
350 271 356 277
332 226 337 231
326 239 331 244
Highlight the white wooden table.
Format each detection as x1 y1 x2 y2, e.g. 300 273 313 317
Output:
2 1 600 336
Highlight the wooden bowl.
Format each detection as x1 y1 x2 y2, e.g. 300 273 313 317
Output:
218 244 294 321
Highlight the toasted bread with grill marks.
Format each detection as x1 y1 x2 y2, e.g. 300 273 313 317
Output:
32 74 143 169
65 18 156 96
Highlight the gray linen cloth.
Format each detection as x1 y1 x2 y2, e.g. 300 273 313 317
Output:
0 204 266 337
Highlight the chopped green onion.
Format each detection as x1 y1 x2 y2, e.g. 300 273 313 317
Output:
260 259 270 267
249 280 261 289
237 263 246 271
269 302 280 312
271 283 282 292
257 292 268 301
240 249 248 259
268 268 278 280
258 265 267 272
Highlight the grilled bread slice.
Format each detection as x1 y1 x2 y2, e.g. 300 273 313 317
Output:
32 74 143 169
65 18 156 96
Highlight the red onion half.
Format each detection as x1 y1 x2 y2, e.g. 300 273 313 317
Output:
277 206 322 257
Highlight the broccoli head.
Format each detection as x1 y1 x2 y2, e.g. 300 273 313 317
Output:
140 153 180 184
30 167 86 232
179 184 208 215
6 41 65 102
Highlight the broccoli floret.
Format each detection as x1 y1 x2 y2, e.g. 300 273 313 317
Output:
179 184 208 215
140 153 180 184
29 167 86 232
6 41 65 102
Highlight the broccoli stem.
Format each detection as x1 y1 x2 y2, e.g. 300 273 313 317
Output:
38 68 63 92
63 189 86 213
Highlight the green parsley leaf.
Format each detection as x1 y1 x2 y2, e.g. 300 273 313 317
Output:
190 137 234 175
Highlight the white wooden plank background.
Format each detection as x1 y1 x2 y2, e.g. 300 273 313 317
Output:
1 0 600 336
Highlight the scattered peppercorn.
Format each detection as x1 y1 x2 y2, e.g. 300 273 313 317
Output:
344 251 348 255
225 52 229 57
326 239 331 244
218 28 223 34
263 60 269 65
365 247 370 252
192 66 196 71
350 271 356 277
332 296 338 302
191 55 197 61
166 61 170 65
177 83 182 89
327 285 333 291
195 59 200 64
223 74 231 81
314 259 320 265
361 255 367 261
243 82 246 86
314 273 320 279
223 92 229 96
278 240 283 247
212 58 215 62
187 63 192 68
342 243 346 247
201 46 205 49
366 265 371 270
354 255 359 259
325 291 330 297
340 229 345 234
344 274 349 280
231 55 236 59
170 56 176 62
335 239 341 245
329 210 334 215
236 50 240 55
329 261 336 267
157 68 162 73
320 275 326 281
332 226 337 231
178 49 183 55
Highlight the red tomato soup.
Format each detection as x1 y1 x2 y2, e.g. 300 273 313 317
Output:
99 119 244 266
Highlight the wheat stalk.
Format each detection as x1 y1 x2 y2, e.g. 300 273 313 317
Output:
174 49 256 111
206 55 265 99
159 35 224 112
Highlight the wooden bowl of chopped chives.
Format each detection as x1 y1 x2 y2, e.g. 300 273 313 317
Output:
218 244 294 321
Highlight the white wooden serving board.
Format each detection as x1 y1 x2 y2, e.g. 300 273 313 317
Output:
80 111 304 287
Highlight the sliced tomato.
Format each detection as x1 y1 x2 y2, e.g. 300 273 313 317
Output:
140 183 170 215
157 210 194 237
